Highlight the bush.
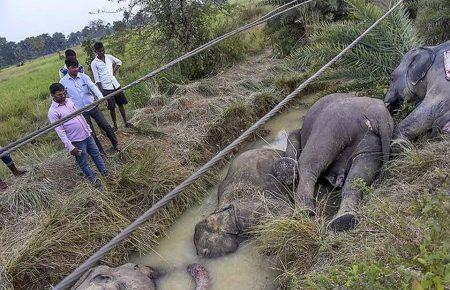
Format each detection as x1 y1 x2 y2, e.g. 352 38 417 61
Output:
415 0 450 45
285 0 420 96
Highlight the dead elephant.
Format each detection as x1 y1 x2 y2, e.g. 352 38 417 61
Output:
274 93 394 232
384 41 450 140
72 263 209 290
71 263 160 290
194 148 292 258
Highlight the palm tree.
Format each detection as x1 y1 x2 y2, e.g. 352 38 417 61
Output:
285 0 420 96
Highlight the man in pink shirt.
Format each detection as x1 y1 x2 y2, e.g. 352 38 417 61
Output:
48 83 108 181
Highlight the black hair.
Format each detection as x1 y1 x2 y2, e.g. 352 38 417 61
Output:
65 56 79 68
49 83 65 94
64 49 76 58
93 42 104 51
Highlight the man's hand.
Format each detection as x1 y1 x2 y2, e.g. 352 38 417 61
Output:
113 65 120 76
70 148 82 157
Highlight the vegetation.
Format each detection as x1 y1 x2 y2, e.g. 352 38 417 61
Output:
285 0 419 96
253 137 450 289
0 0 449 289
415 0 450 45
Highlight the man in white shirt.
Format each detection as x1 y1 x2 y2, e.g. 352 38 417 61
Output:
91 42 131 131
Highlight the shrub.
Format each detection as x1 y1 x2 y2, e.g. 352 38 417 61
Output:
285 0 420 96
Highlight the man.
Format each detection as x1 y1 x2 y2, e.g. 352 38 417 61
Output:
0 149 27 191
59 49 84 79
91 42 131 131
48 83 108 182
60 56 119 153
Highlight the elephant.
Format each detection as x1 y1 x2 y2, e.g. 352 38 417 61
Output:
274 93 394 232
72 263 210 290
71 263 161 290
194 148 292 258
384 41 450 141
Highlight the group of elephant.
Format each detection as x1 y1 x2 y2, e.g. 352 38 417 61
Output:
72 42 449 290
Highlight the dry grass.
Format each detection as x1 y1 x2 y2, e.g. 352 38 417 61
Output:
252 136 450 289
0 50 283 289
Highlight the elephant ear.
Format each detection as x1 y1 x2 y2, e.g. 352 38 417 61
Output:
407 47 435 86
71 268 94 289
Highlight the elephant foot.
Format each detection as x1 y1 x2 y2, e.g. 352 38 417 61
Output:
296 198 316 217
327 212 359 232
272 157 298 186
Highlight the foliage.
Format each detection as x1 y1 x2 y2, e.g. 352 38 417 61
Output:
264 0 348 56
0 20 119 68
415 0 450 45
285 0 420 97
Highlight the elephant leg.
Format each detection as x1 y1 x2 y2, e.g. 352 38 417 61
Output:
285 128 302 160
296 131 344 215
431 110 450 137
396 100 447 141
272 129 302 187
327 137 382 232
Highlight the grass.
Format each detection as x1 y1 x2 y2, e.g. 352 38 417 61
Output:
252 137 450 289
0 45 282 289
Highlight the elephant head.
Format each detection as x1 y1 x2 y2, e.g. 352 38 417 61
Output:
384 46 436 111
71 263 160 290
194 205 240 258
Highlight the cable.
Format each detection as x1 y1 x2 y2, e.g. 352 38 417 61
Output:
0 0 313 159
52 1 404 288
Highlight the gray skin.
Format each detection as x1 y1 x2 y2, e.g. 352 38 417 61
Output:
274 93 394 232
194 148 292 258
71 263 161 290
384 41 450 141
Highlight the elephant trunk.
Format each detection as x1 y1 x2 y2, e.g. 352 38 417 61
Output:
187 263 210 290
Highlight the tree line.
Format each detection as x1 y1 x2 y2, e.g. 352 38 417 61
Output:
0 11 152 68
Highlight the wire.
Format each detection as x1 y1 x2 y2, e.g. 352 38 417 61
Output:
52 1 404 289
0 0 314 159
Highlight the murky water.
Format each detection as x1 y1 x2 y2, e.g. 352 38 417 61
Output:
131 106 307 290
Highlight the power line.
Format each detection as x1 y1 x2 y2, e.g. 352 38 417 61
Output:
52 1 404 289
0 0 313 159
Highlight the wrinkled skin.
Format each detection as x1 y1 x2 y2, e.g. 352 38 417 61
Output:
194 148 292 258
275 93 393 232
384 41 450 141
71 263 160 290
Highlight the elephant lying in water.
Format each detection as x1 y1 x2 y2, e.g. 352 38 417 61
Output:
384 41 450 140
194 148 292 258
275 93 394 232
72 263 160 290
72 263 209 290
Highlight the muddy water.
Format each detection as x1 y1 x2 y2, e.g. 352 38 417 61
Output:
131 106 307 290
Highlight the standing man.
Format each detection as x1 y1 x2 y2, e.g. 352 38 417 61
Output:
59 49 84 79
91 42 131 131
0 149 27 191
60 56 119 153
48 83 109 182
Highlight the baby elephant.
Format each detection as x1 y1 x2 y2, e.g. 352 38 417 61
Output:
384 41 450 140
71 263 160 290
194 148 292 258
275 93 394 232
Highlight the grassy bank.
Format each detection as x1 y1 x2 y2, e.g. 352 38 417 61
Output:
252 137 450 289
0 48 284 289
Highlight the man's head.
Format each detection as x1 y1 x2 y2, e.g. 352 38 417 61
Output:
94 42 105 58
50 83 66 103
65 56 79 76
64 49 76 59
